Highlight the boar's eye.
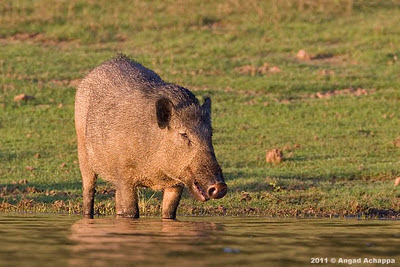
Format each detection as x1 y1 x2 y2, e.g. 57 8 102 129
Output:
179 132 191 146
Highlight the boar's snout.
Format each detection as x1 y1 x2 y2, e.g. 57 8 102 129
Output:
207 183 228 199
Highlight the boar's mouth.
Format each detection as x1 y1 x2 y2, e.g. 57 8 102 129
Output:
190 181 209 202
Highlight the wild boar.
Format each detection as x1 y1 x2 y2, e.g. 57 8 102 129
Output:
75 54 227 219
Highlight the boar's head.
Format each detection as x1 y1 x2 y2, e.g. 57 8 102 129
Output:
155 96 227 202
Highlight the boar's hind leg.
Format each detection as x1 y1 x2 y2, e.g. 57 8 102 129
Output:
116 183 139 218
78 150 97 218
82 172 97 218
162 186 183 220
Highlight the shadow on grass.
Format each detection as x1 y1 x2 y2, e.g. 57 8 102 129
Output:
0 180 166 206
223 167 386 193
0 181 83 203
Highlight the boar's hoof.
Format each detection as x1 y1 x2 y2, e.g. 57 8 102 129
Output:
83 213 94 219
207 183 228 199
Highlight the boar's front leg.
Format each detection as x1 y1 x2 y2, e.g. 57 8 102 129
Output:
116 181 139 218
162 186 183 220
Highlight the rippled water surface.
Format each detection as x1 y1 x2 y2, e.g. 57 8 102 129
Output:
0 213 399 266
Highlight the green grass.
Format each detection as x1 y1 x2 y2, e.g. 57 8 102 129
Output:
1 0 400 218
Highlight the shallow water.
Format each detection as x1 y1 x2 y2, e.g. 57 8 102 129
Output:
0 213 399 266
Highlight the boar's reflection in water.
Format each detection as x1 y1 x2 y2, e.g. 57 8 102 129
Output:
75 54 227 219
69 218 222 265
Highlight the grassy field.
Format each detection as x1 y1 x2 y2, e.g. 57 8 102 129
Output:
1 0 400 218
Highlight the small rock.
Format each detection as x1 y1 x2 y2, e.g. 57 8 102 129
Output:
14 94 35 102
19 179 28 184
59 163 67 169
296 49 311 60
394 177 400 186
241 192 252 202
26 166 36 171
266 148 285 163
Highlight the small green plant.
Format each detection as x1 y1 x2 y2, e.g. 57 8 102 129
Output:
269 181 284 193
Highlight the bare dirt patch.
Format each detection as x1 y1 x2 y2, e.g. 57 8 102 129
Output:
0 32 75 48
392 137 400 147
248 87 375 107
2 33 43 42
235 63 281 76
310 88 373 99
280 88 375 104
0 184 42 196
12 179 29 185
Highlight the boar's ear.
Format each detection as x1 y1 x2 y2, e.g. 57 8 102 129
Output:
156 97 173 129
202 97 211 113
202 97 211 122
